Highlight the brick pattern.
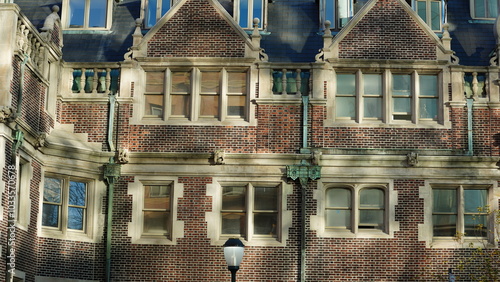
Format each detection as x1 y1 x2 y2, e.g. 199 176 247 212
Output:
339 0 437 60
147 0 246 58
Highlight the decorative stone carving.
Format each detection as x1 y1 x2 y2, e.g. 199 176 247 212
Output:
407 152 418 167
311 150 322 166
214 149 225 165
117 148 130 164
0 106 16 123
40 5 63 48
35 132 47 149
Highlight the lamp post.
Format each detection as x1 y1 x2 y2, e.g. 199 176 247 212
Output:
223 238 245 282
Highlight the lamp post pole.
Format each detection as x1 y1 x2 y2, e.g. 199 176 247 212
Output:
223 238 245 282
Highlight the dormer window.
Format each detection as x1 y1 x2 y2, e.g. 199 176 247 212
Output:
143 0 178 28
471 0 498 19
321 0 368 30
62 0 112 29
235 0 266 29
414 0 444 31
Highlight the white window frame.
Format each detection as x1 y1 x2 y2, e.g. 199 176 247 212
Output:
234 0 267 29
61 0 113 30
470 0 498 19
38 171 104 242
128 177 184 245
320 0 369 30
329 69 444 126
206 178 292 246
311 179 399 238
418 181 499 248
142 0 178 28
413 0 444 31
141 67 253 126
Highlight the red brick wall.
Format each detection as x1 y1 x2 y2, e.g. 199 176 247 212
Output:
147 0 246 58
339 0 437 60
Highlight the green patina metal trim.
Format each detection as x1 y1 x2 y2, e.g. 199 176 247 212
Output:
12 127 24 159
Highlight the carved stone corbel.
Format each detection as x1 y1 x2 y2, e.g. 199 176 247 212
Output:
0 106 16 123
213 149 225 165
311 150 322 166
407 152 419 167
34 132 47 149
117 148 129 164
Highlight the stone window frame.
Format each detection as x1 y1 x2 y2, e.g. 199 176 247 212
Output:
61 0 113 30
470 0 498 19
311 179 400 238
138 66 257 126
128 176 184 245
38 169 105 243
206 177 292 247
418 180 499 248
325 68 447 127
15 151 33 230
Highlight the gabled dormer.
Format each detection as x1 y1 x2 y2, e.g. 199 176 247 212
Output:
127 0 266 126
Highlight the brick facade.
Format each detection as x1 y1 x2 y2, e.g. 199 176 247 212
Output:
1 0 500 281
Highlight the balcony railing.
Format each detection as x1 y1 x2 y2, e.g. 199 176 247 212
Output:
272 68 311 95
71 68 120 94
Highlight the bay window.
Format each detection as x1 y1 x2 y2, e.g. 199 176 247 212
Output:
144 0 178 28
415 0 443 31
235 0 265 29
471 0 498 19
321 0 369 29
62 0 111 29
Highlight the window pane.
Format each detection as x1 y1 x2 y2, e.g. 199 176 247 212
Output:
222 212 245 234
145 94 164 116
474 0 486 17
89 0 107 27
393 74 411 95
146 72 164 93
228 72 246 93
239 0 250 27
420 75 438 97
488 0 498 17
171 72 190 93
253 0 263 28
254 213 277 235
430 1 440 30
336 96 356 118
170 95 189 117
364 97 382 118
222 187 246 210
325 0 335 24
465 214 487 237
161 0 171 16
228 96 246 117
337 74 356 94
44 177 61 203
69 181 86 206
200 95 219 117
201 72 220 93
359 210 384 227
326 210 351 228
364 74 382 95
326 188 351 208
69 0 85 28
417 1 427 24
433 189 457 213
419 98 438 119
144 185 171 210
338 0 351 27
464 189 488 213
393 97 411 113
42 204 59 227
147 0 158 27
360 188 384 208
143 211 170 234
254 187 277 210
68 207 84 230
433 214 456 236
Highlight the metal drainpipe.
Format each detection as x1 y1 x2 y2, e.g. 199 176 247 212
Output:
104 91 120 282
300 93 309 282
466 98 473 156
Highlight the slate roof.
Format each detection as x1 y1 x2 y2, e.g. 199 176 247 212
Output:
12 0 497 65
